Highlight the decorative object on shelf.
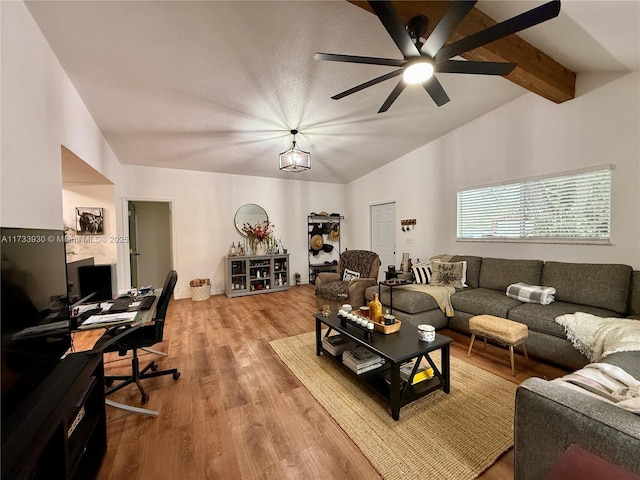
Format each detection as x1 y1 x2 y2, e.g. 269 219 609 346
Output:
401 219 416 232
401 253 411 272
369 292 383 324
255 241 266 256
229 242 237 256
242 220 274 254
75 207 104 235
328 224 340 241
279 129 310 172
310 234 324 252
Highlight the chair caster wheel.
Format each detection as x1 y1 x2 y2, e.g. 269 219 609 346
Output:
173 371 180 380
150 362 158 371
141 393 150 404
105 378 114 387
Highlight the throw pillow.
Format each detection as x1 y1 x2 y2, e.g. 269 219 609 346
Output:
432 260 467 287
343 268 361 282
430 261 465 289
411 262 431 284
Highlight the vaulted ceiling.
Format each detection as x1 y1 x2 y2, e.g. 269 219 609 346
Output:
25 1 639 184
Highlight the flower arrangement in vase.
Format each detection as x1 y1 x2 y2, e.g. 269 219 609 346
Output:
242 220 275 255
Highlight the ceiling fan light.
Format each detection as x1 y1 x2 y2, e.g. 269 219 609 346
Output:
403 61 434 84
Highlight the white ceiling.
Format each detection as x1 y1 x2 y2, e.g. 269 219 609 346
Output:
26 1 639 184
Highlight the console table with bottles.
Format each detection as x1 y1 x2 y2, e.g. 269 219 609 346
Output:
225 254 290 298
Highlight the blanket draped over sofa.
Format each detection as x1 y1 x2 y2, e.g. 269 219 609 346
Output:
555 312 640 362
396 284 455 317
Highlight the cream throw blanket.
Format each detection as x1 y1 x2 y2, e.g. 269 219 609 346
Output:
397 284 456 317
552 362 640 414
555 312 640 362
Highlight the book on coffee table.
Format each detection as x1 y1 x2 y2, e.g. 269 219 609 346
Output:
343 346 385 374
322 334 355 356
399 360 434 385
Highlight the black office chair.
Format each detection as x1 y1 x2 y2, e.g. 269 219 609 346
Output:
96 270 180 404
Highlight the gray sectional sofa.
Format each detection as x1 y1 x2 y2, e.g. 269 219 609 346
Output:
365 256 640 478
514 350 640 479
365 256 640 370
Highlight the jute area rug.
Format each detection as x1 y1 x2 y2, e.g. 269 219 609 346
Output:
270 331 517 480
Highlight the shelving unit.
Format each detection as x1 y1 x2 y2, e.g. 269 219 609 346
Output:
308 214 343 284
1 353 106 480
225 254 290 298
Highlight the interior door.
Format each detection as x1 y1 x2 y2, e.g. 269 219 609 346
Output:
370 202 396 281
128 202 139 288
129 201 172 289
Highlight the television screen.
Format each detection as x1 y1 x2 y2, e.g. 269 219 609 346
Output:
1 227 71 418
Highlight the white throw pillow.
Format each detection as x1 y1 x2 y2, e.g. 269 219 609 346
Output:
343 268 361 282
411 262 431 284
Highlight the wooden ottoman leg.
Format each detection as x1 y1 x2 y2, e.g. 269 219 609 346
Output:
509 346 516 376
467 333 476 357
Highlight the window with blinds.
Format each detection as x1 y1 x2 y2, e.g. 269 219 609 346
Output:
457 167 611 244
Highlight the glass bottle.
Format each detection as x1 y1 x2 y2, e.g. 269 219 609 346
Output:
369 292 383 324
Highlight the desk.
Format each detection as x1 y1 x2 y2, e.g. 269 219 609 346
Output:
74 292 162 416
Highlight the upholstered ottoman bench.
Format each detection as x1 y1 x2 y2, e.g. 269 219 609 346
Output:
467 314 529 376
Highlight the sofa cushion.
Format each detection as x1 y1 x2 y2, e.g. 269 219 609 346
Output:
451 288 522 318
602 351 640 379
508 301 623 339
378 286 440 314
450 255 482 288
541 262 632 314
479 257 543 291
628 270 640 318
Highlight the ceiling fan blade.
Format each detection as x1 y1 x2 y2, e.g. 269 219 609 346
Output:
332 69 403 100
378 80 407 113
436 0 561 61
423 77 450 107
436 60 517 75
369 1 421 59
314 52 406 67
422 0 477 58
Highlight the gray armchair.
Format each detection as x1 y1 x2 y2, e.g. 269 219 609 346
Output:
315 250 380 312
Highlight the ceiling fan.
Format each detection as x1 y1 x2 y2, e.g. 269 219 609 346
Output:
315 0 561 113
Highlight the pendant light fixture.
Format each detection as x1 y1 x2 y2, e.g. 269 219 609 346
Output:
279 129 311 172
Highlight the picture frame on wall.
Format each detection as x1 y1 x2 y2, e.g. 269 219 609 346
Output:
76 207 104 235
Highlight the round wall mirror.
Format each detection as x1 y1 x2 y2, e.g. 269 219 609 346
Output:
235 204 268 236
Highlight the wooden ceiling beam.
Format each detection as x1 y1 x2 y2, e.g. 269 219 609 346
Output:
348 1 575 103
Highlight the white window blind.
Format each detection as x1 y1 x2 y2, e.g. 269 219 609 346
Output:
457 167 611 243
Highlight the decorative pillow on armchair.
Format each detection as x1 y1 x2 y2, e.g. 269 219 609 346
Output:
430 261 465 289
343 268 361 282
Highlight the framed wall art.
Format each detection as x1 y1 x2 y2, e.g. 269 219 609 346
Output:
76 207 104 235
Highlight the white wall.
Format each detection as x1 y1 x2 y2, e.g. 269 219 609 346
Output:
119 165 346 298
347 72 640 270
1 1 122 229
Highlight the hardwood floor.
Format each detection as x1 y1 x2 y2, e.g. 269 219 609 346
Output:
73 285 567 480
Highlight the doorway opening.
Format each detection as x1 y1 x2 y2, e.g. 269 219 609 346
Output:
128 201 173 289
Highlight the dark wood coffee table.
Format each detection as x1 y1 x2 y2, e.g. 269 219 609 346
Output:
315 313 452 420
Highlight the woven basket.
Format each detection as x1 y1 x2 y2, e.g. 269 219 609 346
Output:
191 284 211 301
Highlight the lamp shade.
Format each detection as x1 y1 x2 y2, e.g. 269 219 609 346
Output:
279 130 310 172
